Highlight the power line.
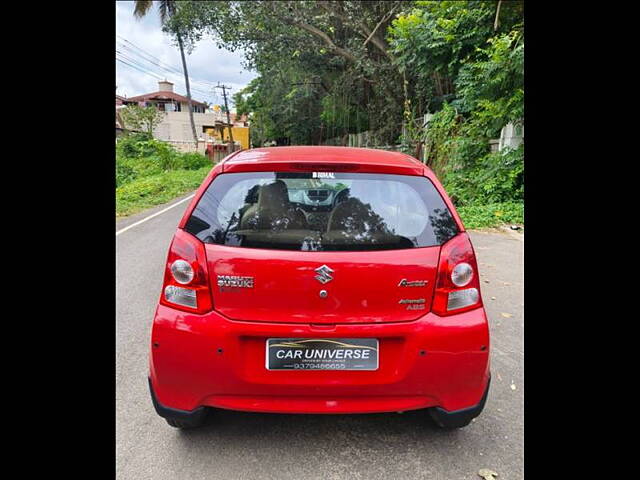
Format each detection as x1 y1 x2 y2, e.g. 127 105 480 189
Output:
115 50 215 95
116 57 164 80
116 35 218 89
116 37 185 77
116 35 239 107
116 53 216 101
116 41 215 91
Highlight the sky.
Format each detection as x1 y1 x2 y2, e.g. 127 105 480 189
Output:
115 1 257 108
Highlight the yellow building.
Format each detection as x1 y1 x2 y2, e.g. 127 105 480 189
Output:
206 126 250 150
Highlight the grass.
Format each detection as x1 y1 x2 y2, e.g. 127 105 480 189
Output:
116 166 210 217
456 202 524 230
115 134 213 217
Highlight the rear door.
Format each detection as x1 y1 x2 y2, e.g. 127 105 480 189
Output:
185 170 459 324
206 245 439 324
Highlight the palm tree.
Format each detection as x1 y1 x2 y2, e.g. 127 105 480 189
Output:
133 0 199 148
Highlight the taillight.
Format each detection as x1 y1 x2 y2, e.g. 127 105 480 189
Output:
432 232 483 316
291 163 359 172
159 229 213 314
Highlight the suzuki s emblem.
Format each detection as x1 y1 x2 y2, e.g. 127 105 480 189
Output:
315 265 334 284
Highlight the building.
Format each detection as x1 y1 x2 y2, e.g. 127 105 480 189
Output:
122 80 208 113
120 80 250 150
204 122 250 150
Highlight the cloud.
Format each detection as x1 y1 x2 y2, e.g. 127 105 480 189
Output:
115 2 257 108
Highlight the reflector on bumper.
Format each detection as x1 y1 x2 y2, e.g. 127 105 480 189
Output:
447 288 479 311
165 285 197 308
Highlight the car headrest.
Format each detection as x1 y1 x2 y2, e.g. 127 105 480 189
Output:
258 180 290 209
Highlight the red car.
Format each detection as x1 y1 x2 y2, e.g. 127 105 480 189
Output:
149 146 490 429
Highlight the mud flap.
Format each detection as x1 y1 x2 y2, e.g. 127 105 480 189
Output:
429 376 491 429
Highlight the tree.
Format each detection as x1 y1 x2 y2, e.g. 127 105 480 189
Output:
120 105 166 136
164 0 523 159
166 1 407 145
133 0 199 147
387 1 523 159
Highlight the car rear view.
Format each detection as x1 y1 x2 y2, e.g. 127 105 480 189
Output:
149 147 490 429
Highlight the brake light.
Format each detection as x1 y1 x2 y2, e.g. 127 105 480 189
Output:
159 229 213 314
291 163 359 172
432 232 483 316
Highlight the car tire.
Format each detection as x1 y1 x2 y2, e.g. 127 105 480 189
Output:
429 408 473 429
165 415 206 429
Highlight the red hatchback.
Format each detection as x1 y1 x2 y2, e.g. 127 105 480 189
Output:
149 146 490 429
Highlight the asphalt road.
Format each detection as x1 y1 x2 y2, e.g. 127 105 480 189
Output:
116 195 524 480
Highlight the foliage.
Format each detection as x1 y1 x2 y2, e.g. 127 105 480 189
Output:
154 0 524 226
116 167 210 217
116 134 209 184
442 145 524 206
389 1 524 214
456 202 523 230
116 134 211 216
167 1 406 146
134 0 177 24
389 1 496 111
453 29 524 135
119 105 166 136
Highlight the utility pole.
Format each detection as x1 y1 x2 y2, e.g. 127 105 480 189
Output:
215 82 234 149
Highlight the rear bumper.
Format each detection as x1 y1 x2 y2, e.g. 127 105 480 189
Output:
149 375 491 425
149 304 490 414
430 375 490 428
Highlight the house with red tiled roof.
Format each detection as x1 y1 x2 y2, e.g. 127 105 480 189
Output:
118 80 250 149
122 80 208 113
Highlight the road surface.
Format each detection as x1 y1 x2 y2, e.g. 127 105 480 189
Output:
116 195 524 480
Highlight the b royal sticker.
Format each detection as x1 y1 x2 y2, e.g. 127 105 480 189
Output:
312 172 335 179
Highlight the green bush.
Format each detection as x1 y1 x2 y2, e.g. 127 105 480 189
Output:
115 134 212 215
443 145 523 206
457 202 523 229
116 133 155 158
175 152 211 170
116 167 211 217
116 160 136 187
116 135 211 186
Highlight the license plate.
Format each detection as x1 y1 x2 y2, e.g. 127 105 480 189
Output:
266 338 379 371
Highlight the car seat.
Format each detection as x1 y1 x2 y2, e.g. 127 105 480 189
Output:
240 180 308 230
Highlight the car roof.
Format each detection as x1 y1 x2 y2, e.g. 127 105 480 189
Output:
223 146 423 169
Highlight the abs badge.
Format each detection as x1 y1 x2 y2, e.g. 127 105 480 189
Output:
399 298 426 310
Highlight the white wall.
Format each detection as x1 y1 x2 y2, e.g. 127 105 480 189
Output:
499 122 524 151
153 111 227 142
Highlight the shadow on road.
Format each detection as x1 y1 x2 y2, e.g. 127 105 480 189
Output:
161 408 476 478
176 407 461 443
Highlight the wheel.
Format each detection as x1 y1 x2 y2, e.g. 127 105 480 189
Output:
165 414 206 429
163 408 208 429
429 408 473 429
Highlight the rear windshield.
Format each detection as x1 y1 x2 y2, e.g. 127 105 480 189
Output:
185 172 458 251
